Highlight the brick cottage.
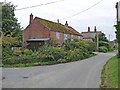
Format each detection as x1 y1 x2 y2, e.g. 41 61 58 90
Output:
23 14 83 50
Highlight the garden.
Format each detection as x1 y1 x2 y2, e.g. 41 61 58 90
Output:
2 40 96 67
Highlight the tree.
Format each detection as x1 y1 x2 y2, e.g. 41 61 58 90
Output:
1 2 22 47
99 33 108 42
115 22 120 57
93 32 111 52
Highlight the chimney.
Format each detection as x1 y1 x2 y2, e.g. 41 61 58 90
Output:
65 21 68 26
57 19 59 23
88 27 90 32
94 26 97 32
29 13 33 24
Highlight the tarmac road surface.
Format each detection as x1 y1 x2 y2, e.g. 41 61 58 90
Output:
2 52 115 88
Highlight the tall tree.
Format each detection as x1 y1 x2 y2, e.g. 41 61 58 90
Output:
115 22 120 57
2 2 21 36
115 2 120 57
1 2 22 47
93 32 109 42
98 33 108 42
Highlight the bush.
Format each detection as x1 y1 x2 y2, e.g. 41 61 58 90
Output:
23 49 33 55
99 41 112 51
3 40 95 67
40 47 66 62
86 41 96 52
64 48 90 62
99 46 108 53
2 47 13 60
13 49 22 56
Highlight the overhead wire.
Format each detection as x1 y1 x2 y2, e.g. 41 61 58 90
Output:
59 0 104 20
15 0 64 11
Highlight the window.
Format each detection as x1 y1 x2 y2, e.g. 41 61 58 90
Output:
78 36 80 39
56 32 60 40
71 35 74 41
71 35 74 39
64 33 67 40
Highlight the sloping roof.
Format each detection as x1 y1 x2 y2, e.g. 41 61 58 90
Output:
81 32 96 39
35 17 81 36
65 26 82 36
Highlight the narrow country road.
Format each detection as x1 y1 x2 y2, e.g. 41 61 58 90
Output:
2 53 115 88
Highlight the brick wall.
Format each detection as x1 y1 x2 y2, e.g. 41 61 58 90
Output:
50 31 65 45
74 35 78 40
23 19 50 48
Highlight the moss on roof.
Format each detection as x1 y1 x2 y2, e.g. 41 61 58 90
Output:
35 17 81 35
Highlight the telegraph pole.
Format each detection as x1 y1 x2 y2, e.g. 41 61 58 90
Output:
96 32 99 52
109 34 110 41
116 2 119 22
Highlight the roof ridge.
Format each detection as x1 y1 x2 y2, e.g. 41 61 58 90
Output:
35 17 81 35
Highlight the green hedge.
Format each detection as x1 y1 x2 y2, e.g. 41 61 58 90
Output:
2 40 95 67
99 46 108 53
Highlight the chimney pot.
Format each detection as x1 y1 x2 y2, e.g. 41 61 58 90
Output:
57 19 59 23
88 27 90 32
65 21 68 26
94 26 97 32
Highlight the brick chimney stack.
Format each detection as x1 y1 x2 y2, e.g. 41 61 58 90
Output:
57 19 59 23
65 21 68 26
29 13 33 24
88 27 90 32
94 26 97 32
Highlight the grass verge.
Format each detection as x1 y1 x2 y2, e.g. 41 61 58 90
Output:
100 56 119 88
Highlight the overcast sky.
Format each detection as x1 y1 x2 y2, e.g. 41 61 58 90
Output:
2 0 119 41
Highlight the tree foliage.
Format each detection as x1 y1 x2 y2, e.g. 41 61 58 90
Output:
2 2 21 36
115 22 120 57
1 2 22 47
93 32 108 42
93 32 112 52
98 33 108 42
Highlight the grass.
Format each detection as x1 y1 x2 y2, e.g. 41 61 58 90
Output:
100 56 119 88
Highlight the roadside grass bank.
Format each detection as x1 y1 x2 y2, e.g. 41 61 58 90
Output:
100 56 119 88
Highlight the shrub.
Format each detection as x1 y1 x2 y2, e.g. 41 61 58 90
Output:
99 41 112 51
23 49 33 56
86 41 96 52
2 47 13 60
99 46 108 53
64 49 86 62
3 40 95 67
40 47 66 62
13 49 22 56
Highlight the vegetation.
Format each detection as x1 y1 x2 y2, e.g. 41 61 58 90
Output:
93 32 113 53
2 2 22 58
2 40 95 67
1 2 96 67
1 2 22 65
100 56 119 88
115 22 120 57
